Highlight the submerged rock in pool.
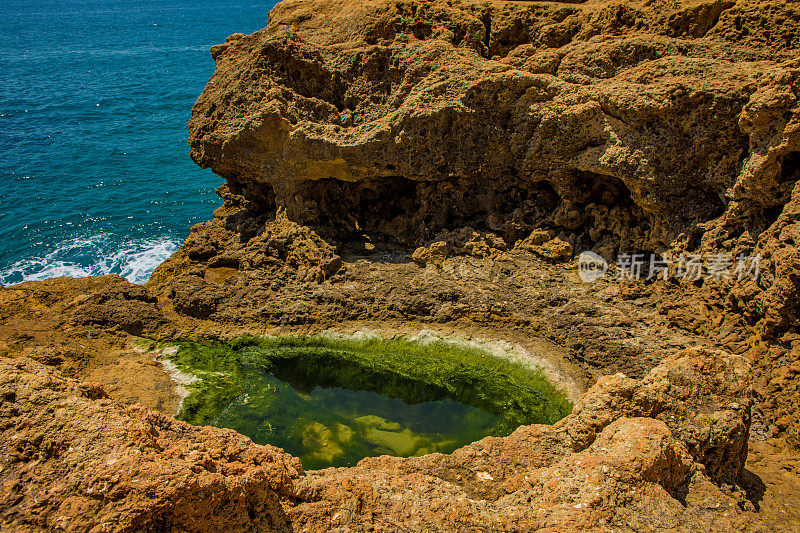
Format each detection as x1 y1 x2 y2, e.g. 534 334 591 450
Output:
164 334 572 469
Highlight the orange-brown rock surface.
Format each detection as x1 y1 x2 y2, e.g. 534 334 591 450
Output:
0 357 300 532
0 349 765 531
2 0 800 530
189 0 798 257
150 0 800 447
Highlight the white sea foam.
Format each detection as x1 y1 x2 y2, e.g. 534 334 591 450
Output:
0 235 178 286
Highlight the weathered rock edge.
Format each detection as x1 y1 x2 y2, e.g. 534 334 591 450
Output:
150 0 800 447
189 0 799 259
1 348 760 531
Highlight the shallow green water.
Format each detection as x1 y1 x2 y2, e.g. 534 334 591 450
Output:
163 334 572 470
215 369 499 469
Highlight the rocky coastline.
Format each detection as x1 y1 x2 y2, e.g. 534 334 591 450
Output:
2 0 800 530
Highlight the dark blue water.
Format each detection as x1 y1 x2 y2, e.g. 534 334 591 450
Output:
0 0 277 284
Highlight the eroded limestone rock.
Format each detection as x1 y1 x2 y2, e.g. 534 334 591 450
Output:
0 348 760 531
157 0 800 447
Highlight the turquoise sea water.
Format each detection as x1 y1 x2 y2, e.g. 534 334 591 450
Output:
0 0 277 285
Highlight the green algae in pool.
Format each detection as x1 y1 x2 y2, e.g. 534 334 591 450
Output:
215 371 498 469
164 335 572 470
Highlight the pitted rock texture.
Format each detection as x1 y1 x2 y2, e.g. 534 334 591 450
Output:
0 276 167 378
148 193 712 381
0 349 761 532
0 357 301 532
166 0 800 448
564 348 752 485
2 0 800 529
189 0 799 256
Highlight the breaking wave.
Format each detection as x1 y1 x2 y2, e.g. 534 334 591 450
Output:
0 235 178 286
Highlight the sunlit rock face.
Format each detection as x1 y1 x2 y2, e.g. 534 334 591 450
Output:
171 0 800 448
2 0 800 531
189 0 798 257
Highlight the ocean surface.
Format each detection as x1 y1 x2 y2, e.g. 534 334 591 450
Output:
0 0 278 285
